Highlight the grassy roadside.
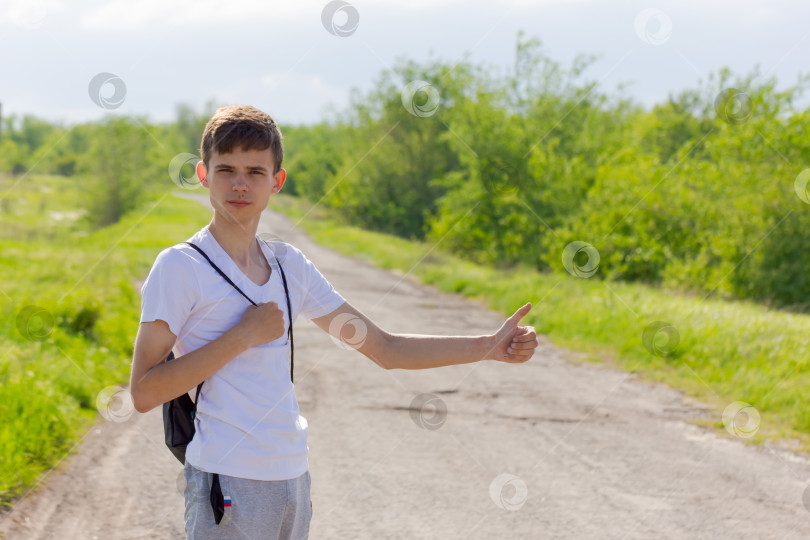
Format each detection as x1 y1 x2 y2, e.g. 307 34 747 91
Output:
269 193 810 451
3 180 806 506
0 177 210 506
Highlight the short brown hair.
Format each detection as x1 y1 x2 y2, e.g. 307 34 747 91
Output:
200 105 284 173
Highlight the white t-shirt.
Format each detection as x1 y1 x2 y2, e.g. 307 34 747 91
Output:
140 227 345 480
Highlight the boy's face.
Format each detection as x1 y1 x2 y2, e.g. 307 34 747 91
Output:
196 147 285 225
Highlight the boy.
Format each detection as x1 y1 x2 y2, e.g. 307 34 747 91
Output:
129 104 538 539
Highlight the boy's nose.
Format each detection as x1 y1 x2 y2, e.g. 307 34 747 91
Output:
233 173 249 190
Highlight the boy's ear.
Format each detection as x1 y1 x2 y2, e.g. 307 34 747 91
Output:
196 161 209 188
273 168 287 192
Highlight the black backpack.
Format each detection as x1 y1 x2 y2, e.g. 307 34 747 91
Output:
162 241 294 465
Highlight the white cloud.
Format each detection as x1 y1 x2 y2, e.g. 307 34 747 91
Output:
202 72 348 124
71 0 567 31
78 0 324 30
0 0 64 28
2 0 809 126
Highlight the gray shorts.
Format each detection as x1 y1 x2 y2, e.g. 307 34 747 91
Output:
184 460 312 540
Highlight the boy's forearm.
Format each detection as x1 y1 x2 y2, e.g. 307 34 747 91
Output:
377 333 496 370
132 326 251 412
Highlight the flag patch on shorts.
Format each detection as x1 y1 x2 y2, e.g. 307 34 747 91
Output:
224 496 232 508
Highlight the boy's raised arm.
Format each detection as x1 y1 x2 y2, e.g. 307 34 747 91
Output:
311 301 538 370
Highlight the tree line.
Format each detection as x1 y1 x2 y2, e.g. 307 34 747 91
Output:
2 33 810 309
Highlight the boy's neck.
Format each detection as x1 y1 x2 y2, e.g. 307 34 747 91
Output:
206 215 260 268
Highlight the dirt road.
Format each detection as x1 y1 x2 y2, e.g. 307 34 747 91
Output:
2 193 810 539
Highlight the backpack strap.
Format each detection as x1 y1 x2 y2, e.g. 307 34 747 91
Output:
272 253 294 382
184 242 257 307
184 240 295 383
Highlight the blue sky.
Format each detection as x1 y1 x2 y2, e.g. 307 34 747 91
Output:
1 0 808 126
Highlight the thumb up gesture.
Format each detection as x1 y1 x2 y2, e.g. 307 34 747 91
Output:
490 302 538 363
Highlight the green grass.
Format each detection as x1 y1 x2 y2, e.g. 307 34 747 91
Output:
0 175 211 506
269 193 810 451
3 178 808 506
